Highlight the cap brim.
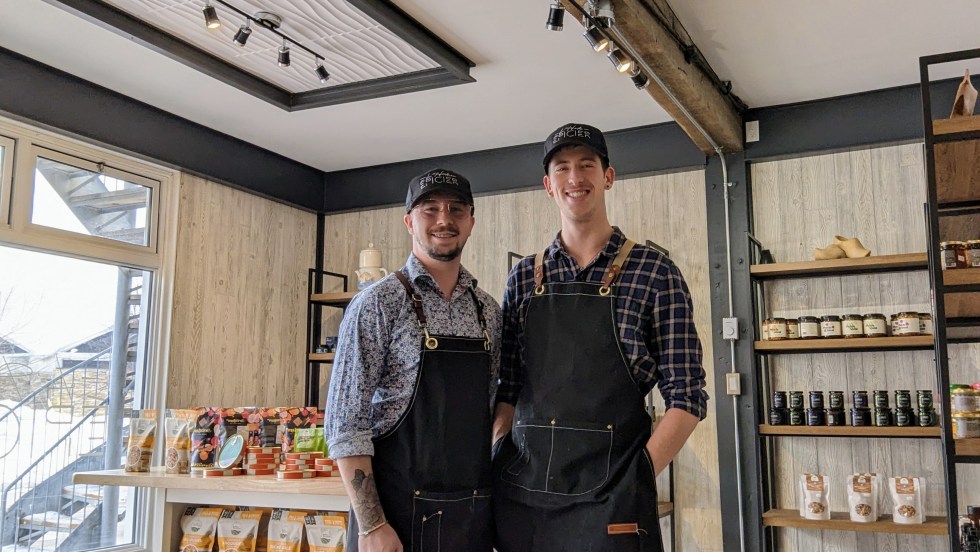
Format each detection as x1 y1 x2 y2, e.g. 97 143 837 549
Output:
543 140 608 170
407 188 473 212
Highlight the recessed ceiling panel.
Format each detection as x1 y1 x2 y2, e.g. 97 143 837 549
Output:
101 0 440 92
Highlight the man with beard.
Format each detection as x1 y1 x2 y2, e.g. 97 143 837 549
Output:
326 168 500 552
491 124 707 552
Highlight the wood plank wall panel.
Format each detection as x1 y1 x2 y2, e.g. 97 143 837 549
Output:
751 142 980 550
168 174 316 407
321 169 722 551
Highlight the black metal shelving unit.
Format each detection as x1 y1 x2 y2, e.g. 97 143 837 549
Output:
305 268 354 408
920 47 980 551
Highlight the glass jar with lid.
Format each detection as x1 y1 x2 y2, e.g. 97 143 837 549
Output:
918 313 933 336
798 316 821 339
894 312 920 336
966 240 980 268
766 318 788 341
940 241 967 270
863 313 887 337
952 388 980 413
785 318 800 339
842 314 864 338
820 315 842 338
952 412 980 439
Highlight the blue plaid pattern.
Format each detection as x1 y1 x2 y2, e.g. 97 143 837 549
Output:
497 227 708 419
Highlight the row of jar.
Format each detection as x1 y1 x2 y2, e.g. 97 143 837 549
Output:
940 240 980 270
761 312 932 340
773 390 933 411
769 406 936 427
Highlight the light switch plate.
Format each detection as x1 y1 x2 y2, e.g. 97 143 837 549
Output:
726 373 741 396
745 120 760 143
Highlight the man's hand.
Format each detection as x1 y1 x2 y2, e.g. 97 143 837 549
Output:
359 523 403 552
492 403 515 444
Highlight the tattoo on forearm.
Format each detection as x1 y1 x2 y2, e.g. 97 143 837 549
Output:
351 469 386 530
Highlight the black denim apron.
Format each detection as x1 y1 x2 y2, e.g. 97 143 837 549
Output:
493 240 663 551
347 271 493 552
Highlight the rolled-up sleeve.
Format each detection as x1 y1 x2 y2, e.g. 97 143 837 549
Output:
649 262 708 420
325 293 389 458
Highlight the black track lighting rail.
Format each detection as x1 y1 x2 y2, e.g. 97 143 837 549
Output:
210 0 325 63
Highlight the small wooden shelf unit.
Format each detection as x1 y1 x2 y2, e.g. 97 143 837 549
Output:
754 336 934 353
762 509 947 536
749 253 928 280
759 425 941 438
309 291 358 307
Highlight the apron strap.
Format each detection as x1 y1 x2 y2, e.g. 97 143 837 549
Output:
394 269 490 351
468 287 492 351
600 239 636 293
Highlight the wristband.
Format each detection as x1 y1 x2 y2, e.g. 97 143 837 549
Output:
358 520 388 537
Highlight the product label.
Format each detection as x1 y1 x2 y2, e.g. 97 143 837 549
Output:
863 319 885 335
800 322 820 337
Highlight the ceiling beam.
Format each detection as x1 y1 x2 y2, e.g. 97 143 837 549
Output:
563 0 744 154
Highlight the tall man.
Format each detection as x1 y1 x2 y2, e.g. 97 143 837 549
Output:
326 168 500 552
492 124 708 551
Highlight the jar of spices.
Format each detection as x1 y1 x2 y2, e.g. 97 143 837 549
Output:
842 314 864 338
952 388 980 413
797 316 820 339
894 312 920 336
786 318 800 339
773 391 788 409
917 390 933 410
789 391 805 410
851 408 871 426
809 391 825 410
890 314 899 336
789 409 805 426
806 408 826 426
918 313 934 336
918 408 937 427
940 241 967 270
862 313 888 337
874 407 893 427
767 318 788 341
873 390 889 409
826 409 846 426
761 319 771 341
828 391 845 410
821 315 843 338
895 390 912 409
769 408 788 426
952 412 980 439
895 408 914 427
967 240 980 268
853 390 870 409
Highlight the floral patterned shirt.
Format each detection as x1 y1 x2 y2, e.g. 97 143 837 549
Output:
325 253 502 458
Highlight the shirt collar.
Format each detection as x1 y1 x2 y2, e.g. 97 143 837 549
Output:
404 253 477 293
548 226 626 261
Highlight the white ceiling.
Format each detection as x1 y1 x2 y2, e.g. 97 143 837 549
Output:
2 0 979 173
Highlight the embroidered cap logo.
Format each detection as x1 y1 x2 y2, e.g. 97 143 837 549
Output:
553 125 591 144
417 170 460 192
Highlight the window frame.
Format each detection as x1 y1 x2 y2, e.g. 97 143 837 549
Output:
0 114 179 552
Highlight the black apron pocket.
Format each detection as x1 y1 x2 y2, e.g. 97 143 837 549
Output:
500 418 613 495
410 487 492 552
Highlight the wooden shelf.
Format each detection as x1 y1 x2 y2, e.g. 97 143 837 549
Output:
310 291 358 307
944 267 980 288
754 336 934 354
749 253 927 280
933 115 980 136
658 501 673 519
762 509 947 535
759 425 941 438
73 468 346 495
956 438 980 458
308 353 335 362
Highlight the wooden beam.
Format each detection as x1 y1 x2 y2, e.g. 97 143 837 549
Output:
562 0 743 154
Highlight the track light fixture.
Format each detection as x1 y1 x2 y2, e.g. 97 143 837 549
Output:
203 1 220 29
314 61 330 83
630 67 649 89
546 2 565 31
583 25 609 52
233 21 252 46
607 48 632 74
278 39 291 68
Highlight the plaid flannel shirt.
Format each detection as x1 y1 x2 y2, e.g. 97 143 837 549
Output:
496 227 708 419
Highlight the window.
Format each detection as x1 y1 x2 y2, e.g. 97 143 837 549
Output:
0 115 177 551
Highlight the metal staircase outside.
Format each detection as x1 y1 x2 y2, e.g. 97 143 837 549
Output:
0 274 143 551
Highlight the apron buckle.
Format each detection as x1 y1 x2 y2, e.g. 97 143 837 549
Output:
598 285 611 296
534 285 545 295
423 327 439 350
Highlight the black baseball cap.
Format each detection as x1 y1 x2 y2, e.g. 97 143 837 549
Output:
542 123 609 171
405 168 474 212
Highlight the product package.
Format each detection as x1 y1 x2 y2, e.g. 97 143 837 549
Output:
279 407 318 453
218 407 252 449
292 427 328 456
267 509 307 552
246 408 266 447
124 409 157 472
190 407 221 471
164 409 197 474
799 473 831 521
258 407 282 448
847 473 881 523
238 507 271 552
304 514 346 552
178 506 224 551
889 476 925 524
217 509 263 552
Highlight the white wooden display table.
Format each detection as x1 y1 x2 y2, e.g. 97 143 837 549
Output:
73 468 350 550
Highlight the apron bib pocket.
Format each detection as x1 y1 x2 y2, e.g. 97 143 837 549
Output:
411 488 492 552
501 418 613 495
